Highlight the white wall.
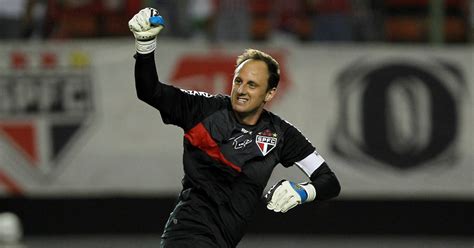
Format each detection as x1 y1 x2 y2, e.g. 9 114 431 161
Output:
0 40 472 199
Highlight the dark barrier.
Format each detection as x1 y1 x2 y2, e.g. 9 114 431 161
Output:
1 197 472 236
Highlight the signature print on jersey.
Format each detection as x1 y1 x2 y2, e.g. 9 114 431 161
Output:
230 135 252 150
256 129 278 156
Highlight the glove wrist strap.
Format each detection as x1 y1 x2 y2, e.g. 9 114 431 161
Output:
300 183 317 202
135 38 156 54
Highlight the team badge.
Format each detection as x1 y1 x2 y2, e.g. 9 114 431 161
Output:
0 50 95 183
255 129 278 156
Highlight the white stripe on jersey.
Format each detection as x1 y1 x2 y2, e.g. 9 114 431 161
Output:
180 89 213 98
295 152 325 177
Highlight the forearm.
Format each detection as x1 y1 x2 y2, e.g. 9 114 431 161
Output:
134 52 162 105
310 162 341 201
265 161 340 213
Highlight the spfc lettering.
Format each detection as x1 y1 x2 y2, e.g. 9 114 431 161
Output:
256 130 278 156
0 50 94 180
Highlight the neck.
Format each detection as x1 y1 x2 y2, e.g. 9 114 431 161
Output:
234 109 264 126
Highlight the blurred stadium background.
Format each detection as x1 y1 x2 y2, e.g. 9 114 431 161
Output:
0 0 472 247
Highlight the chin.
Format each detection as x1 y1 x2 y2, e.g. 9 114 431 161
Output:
232 105 247 114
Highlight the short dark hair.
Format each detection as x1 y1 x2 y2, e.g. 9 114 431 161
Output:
235 48 280 90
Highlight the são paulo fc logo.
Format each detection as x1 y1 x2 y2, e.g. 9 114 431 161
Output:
256 129 278 156
0 50 94 181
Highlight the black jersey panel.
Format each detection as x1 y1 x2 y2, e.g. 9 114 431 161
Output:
279 120 316 167
181 143 238 204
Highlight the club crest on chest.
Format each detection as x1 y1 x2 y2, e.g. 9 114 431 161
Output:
256 129 278 156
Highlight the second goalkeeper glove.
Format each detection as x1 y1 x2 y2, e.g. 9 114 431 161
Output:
264 180 316 213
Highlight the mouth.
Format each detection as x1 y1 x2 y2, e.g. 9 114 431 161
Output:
236 97 248 104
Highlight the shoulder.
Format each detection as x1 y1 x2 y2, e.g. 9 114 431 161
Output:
264 111 299 133
265 111 313 149
266 113 316 165
180 89 230 106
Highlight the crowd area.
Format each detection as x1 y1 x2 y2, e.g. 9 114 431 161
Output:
0 0 471 43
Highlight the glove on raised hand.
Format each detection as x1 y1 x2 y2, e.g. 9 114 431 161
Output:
264 180 316 213
128 7 165 54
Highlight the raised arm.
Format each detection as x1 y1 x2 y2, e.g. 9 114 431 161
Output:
129 8 182 123
129 8 229 131
129 7 167 106
134 52 160 104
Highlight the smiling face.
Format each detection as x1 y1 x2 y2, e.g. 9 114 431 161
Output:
231 59 276 125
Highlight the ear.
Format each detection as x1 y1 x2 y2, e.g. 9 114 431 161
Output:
264 87 277 102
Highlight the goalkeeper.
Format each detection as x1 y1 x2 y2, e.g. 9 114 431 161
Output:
129 7 341 248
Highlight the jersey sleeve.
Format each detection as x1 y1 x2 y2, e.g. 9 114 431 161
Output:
134 52 227 131
154 86 227 131
279 121 316 167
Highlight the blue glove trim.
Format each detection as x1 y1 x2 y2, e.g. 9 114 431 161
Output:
149 16 165 26
289 182 308 202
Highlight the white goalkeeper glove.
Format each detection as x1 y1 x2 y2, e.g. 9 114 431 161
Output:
128 7 165 54
264 180 316 213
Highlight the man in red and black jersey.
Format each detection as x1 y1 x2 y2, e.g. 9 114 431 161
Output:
129 8 340 248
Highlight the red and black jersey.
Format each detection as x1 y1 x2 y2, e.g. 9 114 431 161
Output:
135 53 320 247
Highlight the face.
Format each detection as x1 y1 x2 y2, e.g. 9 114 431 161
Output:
231 59 276 121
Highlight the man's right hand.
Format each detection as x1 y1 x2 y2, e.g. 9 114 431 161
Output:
128 8 165 54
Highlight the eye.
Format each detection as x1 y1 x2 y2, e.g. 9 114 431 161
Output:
248 82 256 89
234 78 242 84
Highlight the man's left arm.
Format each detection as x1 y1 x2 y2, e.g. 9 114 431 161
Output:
265 153 340 213
265 121 340 213
298 153 341 201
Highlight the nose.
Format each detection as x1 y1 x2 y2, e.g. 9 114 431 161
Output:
237 84 247 94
